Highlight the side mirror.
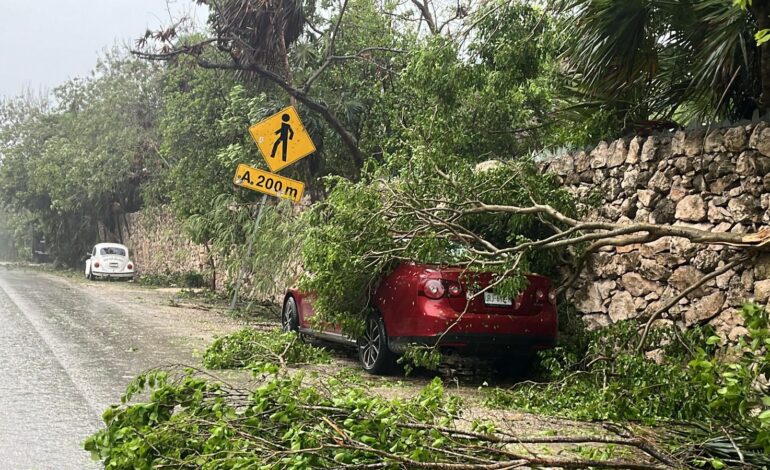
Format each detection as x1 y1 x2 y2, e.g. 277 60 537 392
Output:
85 253 91 258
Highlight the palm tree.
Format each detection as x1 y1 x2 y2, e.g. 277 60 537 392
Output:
558 0 768 127
204 0 306 82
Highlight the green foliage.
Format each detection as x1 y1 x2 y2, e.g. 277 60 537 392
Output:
300 155 576 336
137 271 206 288
398 345 443 375
202 328 331 369
0 51 162 266
559 0 764 129
299 177 393 336
688 303 770 454
85 368 474 469
0 206 23 260
485 304 770 464
379 2 562 159
185 196 306 302
486 320 712 423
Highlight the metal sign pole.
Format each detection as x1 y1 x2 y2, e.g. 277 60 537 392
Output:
229 193 268 310
230 105 315 309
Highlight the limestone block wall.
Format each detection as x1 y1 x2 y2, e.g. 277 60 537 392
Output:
124 207 208 277
543 122 770 339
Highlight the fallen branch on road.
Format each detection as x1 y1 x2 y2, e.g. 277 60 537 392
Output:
85 365 679 469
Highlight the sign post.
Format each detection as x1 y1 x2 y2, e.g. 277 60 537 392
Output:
229 193 267 310
229 105 316 310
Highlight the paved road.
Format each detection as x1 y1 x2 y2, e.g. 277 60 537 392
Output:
0 267 207 469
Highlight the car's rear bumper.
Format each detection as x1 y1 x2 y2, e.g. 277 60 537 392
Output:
92 271 133 279
387 333 556 355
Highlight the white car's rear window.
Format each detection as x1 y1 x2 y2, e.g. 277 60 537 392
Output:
100 247 126 257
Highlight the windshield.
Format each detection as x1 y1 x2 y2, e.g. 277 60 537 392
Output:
99 247 126 257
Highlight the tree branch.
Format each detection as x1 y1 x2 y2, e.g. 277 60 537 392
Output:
302 0 350 94
410 0 439 34
132 42 364 176
302 47 403 94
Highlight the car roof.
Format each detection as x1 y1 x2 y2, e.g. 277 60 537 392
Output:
94 243 129 250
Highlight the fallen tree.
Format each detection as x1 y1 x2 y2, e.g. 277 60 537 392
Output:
299 153 770 341
85 364 678 469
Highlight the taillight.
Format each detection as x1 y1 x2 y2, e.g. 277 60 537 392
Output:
447 282 463 297
422 279 464 299
94 261 100 268
423 279 445 299
127 263 134 270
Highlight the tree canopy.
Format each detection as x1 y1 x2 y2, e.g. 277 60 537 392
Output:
1 0 769 272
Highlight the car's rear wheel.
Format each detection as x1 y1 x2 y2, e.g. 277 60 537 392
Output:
358 314 397 375
86 269 93 281
282 296 299 333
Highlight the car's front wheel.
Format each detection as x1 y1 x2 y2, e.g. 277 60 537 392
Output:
358 314 397 375
282 296 300 333
86 269 93 281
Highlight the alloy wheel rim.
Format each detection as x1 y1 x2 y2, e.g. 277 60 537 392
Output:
282 301 295 332
360 319 381 369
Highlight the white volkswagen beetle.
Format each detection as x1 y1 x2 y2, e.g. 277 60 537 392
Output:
85 243 135 281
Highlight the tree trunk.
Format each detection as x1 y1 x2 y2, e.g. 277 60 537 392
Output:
204 241 216 291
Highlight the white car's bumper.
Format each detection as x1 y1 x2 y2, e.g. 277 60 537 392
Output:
92 271 134 279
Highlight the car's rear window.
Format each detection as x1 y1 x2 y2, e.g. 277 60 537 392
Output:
100 247 126 257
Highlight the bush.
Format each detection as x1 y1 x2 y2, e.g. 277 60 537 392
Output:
138 270 207 288
180 271 205 288
484 304 770 466
486 321 713 422
202 328 331 369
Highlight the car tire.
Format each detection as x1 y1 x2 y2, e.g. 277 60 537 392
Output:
358 313 397 375
282 296 300 333
86 269 93 281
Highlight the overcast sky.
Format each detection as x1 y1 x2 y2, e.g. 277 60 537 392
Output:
0 0 207 98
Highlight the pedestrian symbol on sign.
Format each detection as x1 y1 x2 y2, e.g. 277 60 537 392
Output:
248 106 316 173
271 114 294 162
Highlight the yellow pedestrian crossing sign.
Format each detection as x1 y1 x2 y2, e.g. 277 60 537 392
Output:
248 106 316 173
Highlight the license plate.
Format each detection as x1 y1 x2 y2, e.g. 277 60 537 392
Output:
483 292 512 306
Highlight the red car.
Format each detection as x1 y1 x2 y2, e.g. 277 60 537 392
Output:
283 263 557 375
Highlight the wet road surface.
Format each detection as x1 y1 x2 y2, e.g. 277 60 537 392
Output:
0 267 211 469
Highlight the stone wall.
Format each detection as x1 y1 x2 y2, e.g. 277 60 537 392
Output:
542 122 770 340
123 207 297 301
124 207 208 278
